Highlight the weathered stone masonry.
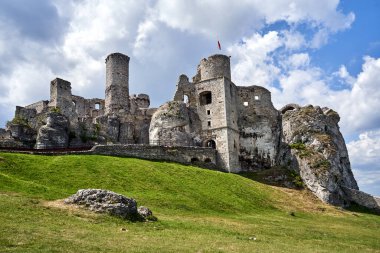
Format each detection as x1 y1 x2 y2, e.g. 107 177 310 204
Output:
154 54 281 173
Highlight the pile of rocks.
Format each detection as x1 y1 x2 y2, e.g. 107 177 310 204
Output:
64 189 155 221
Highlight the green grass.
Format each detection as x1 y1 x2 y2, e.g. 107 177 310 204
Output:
0 153 379 252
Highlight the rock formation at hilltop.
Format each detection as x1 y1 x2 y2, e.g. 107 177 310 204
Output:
279 105 359 206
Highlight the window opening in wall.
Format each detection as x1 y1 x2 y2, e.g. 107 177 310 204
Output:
207 121 211 127
199 91 212 105
191 157 199 163
72 101 76 107
207 110 211 115
204 158 212 163
95 103 100 110
206 140 216 149
254 95 260 100
183 94 189 104
243 101 248 107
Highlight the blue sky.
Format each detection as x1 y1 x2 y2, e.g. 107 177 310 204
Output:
0 0 379 196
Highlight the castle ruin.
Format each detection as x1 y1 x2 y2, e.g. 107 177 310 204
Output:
2 51 378 209
150 54 280 173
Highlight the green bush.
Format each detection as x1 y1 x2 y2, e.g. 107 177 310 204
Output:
311 159 331 170
50 107 61 113
290 171 304 188
289 142 306 150
7 116 29 127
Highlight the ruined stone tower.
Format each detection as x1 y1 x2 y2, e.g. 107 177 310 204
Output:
192 55 239 171
49 78 75 116
155 54 281 172
105 53 130 114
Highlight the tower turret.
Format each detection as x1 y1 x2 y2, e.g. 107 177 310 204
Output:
105 53 130 114
193 54 231 82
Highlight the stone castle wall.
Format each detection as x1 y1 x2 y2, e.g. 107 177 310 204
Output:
237 86 281 169
91 144 217 165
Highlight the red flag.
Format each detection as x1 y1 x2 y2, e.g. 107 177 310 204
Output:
217 40 221 50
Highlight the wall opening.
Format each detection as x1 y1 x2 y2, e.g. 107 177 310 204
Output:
207 110 211 115
95 103 101 110
243 101 248 107
204 158 212 163
183 94 189 104
281 106 296 114
191 157 199 163
205 140 216 149
207 121 211 127
199 91 212 105
254 95 260 100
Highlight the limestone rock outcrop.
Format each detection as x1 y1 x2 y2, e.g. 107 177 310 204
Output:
65 189 154 221
35 112 69 149
149 101 201 146
280 105 358 206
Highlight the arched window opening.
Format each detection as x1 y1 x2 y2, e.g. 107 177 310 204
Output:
204 158 212 163
199 91 212 105
183 94 189 104
191 157 199 163
281 106 295 114
95 103 101 110
205 140 216 149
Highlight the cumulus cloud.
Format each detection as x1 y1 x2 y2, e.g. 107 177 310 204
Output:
228 31 380 136
286 53 310 68
281 30 306 50
348 130 380 196
228 31 282 87
334 65 356 86
347 130 380 168
155 0 354 40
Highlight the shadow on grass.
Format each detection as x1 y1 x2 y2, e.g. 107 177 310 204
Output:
345 203 380 216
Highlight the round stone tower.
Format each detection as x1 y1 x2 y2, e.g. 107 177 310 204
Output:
105 52 130 114
198 54 231 81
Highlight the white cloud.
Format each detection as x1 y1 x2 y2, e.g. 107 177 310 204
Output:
352 169 380 196
228 28 380 136
0 62 53 108
310 28 330 48
155 0 354 44
347 130 380 168
287 53 310 68
281 30 306 50
228 31 282 87
335 65 356 86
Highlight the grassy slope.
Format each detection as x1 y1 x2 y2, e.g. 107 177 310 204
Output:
0 153 379 252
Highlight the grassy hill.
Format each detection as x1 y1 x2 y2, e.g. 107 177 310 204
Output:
0 152 379 252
